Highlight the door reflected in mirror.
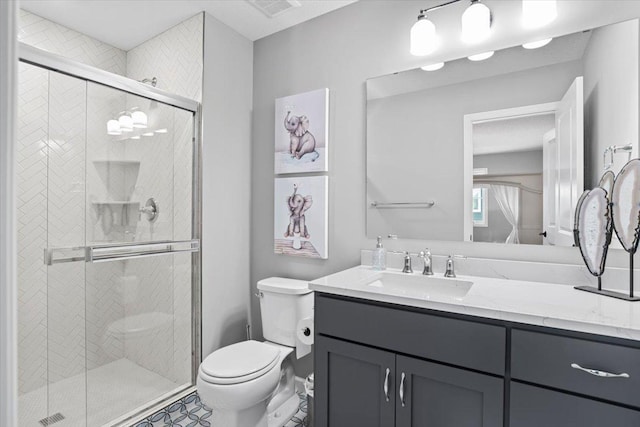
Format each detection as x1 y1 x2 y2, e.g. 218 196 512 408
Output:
366 18 639 246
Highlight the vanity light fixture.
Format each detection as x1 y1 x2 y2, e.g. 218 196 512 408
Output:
522 38 553 49
468 51 494 61
106 119 121 135
410 11 438 56
421 62 445 71
461 0 492 43
118 113 133 132
131 110 148 129
522 0 557 29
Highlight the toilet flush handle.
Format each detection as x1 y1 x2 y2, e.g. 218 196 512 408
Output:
254 291 264 298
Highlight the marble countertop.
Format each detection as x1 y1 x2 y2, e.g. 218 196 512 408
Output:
309 266 640 341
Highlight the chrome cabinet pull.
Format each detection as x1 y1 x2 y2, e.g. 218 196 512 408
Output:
383 368 390 402
571 363 630 379
399 372 406 407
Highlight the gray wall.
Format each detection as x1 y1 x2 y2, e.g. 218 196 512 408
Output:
251 1 640 376
367 61 579 241
583 19 639 187
202 13 253 356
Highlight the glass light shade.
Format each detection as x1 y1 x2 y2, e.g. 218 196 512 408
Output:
410 17 437 56
421 62 445 71
468 51 494 61
461 1 492 43
106 119 121 135
118 114 133 132
131 111 148 129
522 0 557 29
522 38 552 49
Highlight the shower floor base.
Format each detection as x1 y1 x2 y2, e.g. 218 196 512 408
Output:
19 358 184 427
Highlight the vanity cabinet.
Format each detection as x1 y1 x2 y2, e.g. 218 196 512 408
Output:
315 294 505 427
314 293 640 427
315 335 503 427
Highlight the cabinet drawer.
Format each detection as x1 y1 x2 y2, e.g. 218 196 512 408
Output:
510 382 640 427
315 294 505 375
511 329 640 408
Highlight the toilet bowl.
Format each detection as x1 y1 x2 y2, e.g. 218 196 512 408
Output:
197 277 313 427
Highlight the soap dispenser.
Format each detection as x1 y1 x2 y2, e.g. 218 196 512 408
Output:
372 236 387 270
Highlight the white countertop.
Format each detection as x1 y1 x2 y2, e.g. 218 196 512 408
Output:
309 266 640 341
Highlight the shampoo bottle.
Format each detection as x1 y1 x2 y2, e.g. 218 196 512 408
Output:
372 236 387 270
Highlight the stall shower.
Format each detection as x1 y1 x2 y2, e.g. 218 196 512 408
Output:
17 45 201 426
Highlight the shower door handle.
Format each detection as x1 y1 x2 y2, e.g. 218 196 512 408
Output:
45 239 200 265
87 240 200 263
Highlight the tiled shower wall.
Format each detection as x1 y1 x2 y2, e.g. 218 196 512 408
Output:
125 12 203 383
17 9 203 397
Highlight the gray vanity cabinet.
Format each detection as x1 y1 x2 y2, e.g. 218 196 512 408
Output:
395 355 503 427
315 335 396 427
314 335 503 427
315 294 505 427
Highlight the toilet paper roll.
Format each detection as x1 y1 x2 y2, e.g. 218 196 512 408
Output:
295 316 314 359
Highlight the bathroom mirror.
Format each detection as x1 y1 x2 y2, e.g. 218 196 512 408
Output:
366 19 639 246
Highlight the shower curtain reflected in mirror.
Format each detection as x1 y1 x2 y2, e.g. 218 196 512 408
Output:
17 60 199 426
490 184 521 244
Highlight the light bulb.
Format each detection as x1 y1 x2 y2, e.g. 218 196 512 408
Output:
421 62 445 71
522 38 553 49
410 15 438 56
118 114 133 132
131 111 148 129
468 51 494 61
522 0 557 29
461 1 492 43
106 119 121 135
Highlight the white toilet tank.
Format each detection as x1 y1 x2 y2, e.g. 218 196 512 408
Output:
257 277 313 347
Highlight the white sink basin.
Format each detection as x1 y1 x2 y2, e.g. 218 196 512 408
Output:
365 272 473 299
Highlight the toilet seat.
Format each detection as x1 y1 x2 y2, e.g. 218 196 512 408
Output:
199 340 280 385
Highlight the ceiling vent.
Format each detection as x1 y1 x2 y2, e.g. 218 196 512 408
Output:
247 0 302 18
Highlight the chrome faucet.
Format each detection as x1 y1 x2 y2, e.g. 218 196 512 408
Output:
444 255 456 278
419 249 433 276
402 251 413 274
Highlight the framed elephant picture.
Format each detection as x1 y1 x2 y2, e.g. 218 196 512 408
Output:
274 88 329 174
274 176 328 259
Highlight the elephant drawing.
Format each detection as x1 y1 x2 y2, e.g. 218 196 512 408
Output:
284 111 320 161
284 184 313 239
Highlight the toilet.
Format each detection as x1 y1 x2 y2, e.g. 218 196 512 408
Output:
197 277 313 427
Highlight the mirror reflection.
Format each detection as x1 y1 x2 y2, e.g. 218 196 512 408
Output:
367 19 639 246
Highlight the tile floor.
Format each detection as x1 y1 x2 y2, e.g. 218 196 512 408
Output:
135 391 309 427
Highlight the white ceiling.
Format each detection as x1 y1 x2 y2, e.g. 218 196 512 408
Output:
473 114 555 156
19 0 358 50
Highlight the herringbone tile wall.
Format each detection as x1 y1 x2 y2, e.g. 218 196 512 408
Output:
18 9 127 76
127 13 203 102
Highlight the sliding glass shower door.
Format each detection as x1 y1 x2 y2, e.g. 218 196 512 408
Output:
17 55 200 426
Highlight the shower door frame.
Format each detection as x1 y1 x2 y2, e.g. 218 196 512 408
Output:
18 42 203 426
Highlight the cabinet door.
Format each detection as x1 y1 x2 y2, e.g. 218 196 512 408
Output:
511 382 640 427
396 355 503 427
315 335 395 427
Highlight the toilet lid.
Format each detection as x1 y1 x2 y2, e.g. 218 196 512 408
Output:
200 340 279 383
